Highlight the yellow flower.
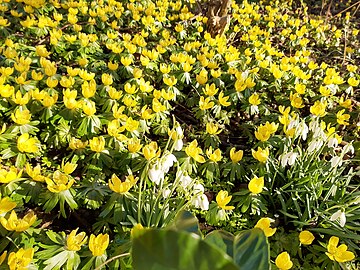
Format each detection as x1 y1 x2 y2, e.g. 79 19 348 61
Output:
206 122 221 135
163 76 177 87
81 79 97 98
121 56 133 67
41 93 58 107
66 229 87 251
255 125 271 142
249 93 261 105
69 137 88 150
109 174 138 194
248 176 264 194
0 84 15 98
218 91 231 107
299 230 315 245
17 133 39 153
206 147 222 162
252 147 269 163
142 142 160 161
12 91 30 105
326 236 355 263
0 210 36 232
45 170 74 193
255 217 276 237
108 61 119 71
336 109 350 126
289 92 304 108
102 73 113 86
216 190 234 210
61 161 77 175
11 108 31 125
89 136 105 153
275 252 293 270
203 83 218 96
0 166 22 184
127 138 142 153
347 77 359 87
89 233 109 256
83 100 96 116
310 100 327 117
185 140 206 163
108 87 122 100
0 250 7 265
0 197 17 217
199 96 214 110
338 97 351 109
25 163 45 182
230 147 243 163
8 248 34 270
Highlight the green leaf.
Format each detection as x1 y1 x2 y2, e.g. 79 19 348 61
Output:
169 210 202 236
132 229 239 270
233 228 270 270
205 230 235 257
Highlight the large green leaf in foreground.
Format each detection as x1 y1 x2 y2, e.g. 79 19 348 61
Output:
132 229 239 270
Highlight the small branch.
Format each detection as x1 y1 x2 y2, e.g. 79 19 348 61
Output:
94 252 131 270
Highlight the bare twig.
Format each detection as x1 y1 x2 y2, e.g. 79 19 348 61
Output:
94 253 131 270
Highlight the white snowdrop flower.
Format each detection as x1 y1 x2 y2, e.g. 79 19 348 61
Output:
192 194 209 211
296 121 308 141
330 156 342 168
280 153 290 168
179 174 192 189
173 139 183 151
193 183 205 195
216 209 226 221
250 105 259 115
287 152 298 166
330 210 346 227
175 126 183 138
162 153 177 173
328 137 338 148
148 164 164 185
162 187 171 198
280 152 298 167
342 143 354 155
308 139 323 152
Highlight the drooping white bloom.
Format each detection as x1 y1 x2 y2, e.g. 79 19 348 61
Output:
308 139 323 152
162 187 171 198
179 173 192 189
162 153 177 173
330 156 342 168
342 143 354 155
193 183 205 195
296 121 309 141
191 194 209 211
328 137 338 148
148 163 164 185
330 210 346 227
174 139 183 151
280 151 298 167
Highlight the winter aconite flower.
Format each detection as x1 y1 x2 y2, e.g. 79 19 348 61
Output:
255 217 276 237
252 147 269 163
299 231 315 245
45 170 74 193
109 174 137 194
66 229 87 251
8 248 34 270
248 176 264 194
185 140 205 163
0 197 17 217
230 147 243 163
0 210 36 232
89 136 105 153
17 133 39 153
89 233 109 256
216 190 235 210
326 236 355 263
275 252 293 270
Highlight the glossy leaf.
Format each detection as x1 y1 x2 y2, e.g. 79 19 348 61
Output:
132 229 239 270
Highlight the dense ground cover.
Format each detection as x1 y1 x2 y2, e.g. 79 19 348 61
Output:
0 0 359 269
